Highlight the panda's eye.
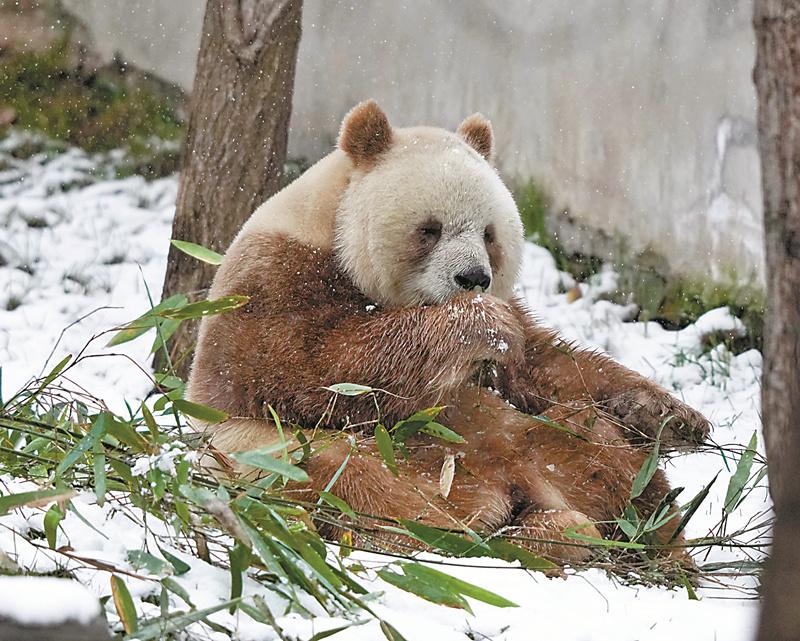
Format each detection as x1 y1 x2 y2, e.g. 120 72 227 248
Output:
420 221 442 240
484 225 495 244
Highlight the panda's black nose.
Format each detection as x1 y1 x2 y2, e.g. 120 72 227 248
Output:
455 267 491 291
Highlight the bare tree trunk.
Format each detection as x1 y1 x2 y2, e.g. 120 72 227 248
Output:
753 2 800 640
158 0 302 376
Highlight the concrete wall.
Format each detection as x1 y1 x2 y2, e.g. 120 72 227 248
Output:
63 0 763 283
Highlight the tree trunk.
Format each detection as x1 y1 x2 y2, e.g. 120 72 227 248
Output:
157 0 302 376
753 2 800 640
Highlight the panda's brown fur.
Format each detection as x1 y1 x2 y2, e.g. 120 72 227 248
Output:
187 101 710 564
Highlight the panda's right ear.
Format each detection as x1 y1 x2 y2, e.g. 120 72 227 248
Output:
338 100 393 164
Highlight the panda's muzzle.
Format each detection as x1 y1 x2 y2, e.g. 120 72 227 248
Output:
455 266 491 292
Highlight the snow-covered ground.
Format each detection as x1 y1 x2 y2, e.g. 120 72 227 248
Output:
0 136 767 640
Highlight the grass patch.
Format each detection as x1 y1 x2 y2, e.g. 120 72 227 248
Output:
612 249 764 353
0 39 185 177
515 180 603 282
514 180 764 352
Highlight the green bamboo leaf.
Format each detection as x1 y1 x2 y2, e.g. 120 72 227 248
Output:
157 295 249 320
229 449 309 482
140 403 160 440
172 399 229 424
228 543 250 612
170 239 224 265
680 571 699 600
132 597 243 640
380 620 410 641
402 562 517 608
55 413 109 478
318 491 356 519
485 539 556 571
110 574 138 634
309 622 369 641
724 431 758 514
374 424 397 476
40 354 72 389
127 550 172 577
106 315 158 347
564 526 646 549
323 383 375 396
616 516 639 540
392 407 446 443
43 504 64 549
530 414 588 441
630 441 661 500
93 441 106 506
0 488 76 515
669 473 718 542
377 565 470 611
395 520 491 557
106 294 187 347
109 459 134 484
419 421 464 444
161 577 194 606
105 414 150 452
156 543 191 576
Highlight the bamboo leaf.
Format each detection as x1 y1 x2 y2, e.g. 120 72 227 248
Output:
318 491 356 519
43 504 64 549
93 441 107 506
172 399 229 424
106 294 187 347
55 412 108 478
323 383 375 396
132 597 243 640
228 543 250 612
670 473 718 542
40 354 72 389
392 407 446 444
394 520 490 557
230 449 309 482
156 543 191 576
374 424 397 476
530 414 588 441
377 565 471 611
158 296 249 320
110 574 138 634
0 487 76 515
105 414 151 452
485 539 557 571
724 431 758 514
564 526 646 549
380 620 410 641
127 550 172 577
630 441 661 500
421 422 464 444
170 239 224 265
403 562 517 608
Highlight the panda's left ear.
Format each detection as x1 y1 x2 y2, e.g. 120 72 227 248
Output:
338 100 393 164
457 113 494 163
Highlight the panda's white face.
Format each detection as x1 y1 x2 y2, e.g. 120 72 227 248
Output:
335 127 524 308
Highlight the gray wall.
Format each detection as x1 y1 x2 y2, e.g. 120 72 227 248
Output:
64 0 763 284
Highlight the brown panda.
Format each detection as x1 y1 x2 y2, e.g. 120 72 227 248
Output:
186 101 710 563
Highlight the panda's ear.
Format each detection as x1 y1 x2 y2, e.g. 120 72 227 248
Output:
338 100 393 164
457 113 494 163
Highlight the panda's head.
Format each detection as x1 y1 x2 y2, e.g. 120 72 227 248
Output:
334 101 524 308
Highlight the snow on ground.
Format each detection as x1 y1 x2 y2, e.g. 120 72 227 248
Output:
0 139 767 640
0 575 101 625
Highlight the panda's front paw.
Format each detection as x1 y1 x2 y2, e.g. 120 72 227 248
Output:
605 386 711 448
459 293 526 364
